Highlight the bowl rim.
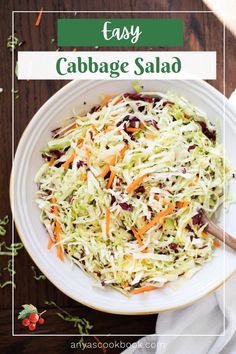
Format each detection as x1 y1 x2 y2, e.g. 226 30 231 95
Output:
10 79 236 315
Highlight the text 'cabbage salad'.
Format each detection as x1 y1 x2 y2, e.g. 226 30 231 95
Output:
35 87 230 295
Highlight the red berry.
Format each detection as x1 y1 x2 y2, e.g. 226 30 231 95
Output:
38 317 45 325
29 313 39 323
22 318 30 326
28 323 36 331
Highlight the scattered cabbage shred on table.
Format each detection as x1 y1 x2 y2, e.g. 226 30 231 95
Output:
35 89 230 295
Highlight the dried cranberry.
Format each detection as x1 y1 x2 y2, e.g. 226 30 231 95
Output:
41 153 51 161
138 106 145 112
163 101 174 107
169 243 178 251
119 202 133 211
129 117 140 128
192 209 203 225
89 105 99 114
77 160 85 168
146 120 159 130
135 186 145 194
188 144 198 152
111 195 116 205
51 150 63 158
197 121 216 141
124 93 162 103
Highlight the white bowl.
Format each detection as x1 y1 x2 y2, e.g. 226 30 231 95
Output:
11 80 236 314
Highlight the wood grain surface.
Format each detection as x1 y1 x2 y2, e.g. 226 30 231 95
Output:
0 1 235 353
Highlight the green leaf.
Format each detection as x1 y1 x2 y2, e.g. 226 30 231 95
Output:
18 304 38 320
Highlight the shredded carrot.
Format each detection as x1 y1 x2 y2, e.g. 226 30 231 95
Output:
202 231 208 239
51 197 59 215
176 201 190 208
106 170 116 189
126 127 140 133
47 238 53 250
49 156 54 167
213 240 221 247
85 147 91 167
100 144 129 178
132 285 157 294
139 205 174 236
77 138 84 147
140 122 146 128
131 227 144 248
50 198 63 260
62 152 77 169
55 221 64 261
154 194 170 205
100 164 113 179
131 227 148 253
81 173 87 181
122 281 128 289
127 174 147 193
97 96 112 111
91 125 99 134
35 7 43 27
114 97 123 105
105 208 110 237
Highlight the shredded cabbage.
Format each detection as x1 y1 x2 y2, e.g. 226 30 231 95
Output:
35 90 231 295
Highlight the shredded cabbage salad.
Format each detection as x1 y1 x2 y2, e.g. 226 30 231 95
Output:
35 89 230 295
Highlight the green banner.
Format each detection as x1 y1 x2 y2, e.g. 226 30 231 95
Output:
57 19 184 47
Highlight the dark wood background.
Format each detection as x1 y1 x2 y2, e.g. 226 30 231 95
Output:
0 1 235 353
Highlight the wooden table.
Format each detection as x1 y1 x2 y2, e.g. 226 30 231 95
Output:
0 1 235 353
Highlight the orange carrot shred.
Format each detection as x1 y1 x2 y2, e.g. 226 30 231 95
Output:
176 201 190 208
91 125 99 134
154 194 170 205
62 152 77 169
114 97 123 105
140 122 146 128
49 156 54 167
97 96 112 111
126 127 140 133
55 220 64 261
131 227 148 253
132 285 157 294
202 231 208 239
104 125 114 133
100 144 129 178
35 7 43 27
47 238 53 250
127 174 147 193
77 138 84 147
213 240 221 247
81 173 87 181
138 205 174 236
106 170 116 189
131 227 144 248
51 197 59 215
105 208 110 237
